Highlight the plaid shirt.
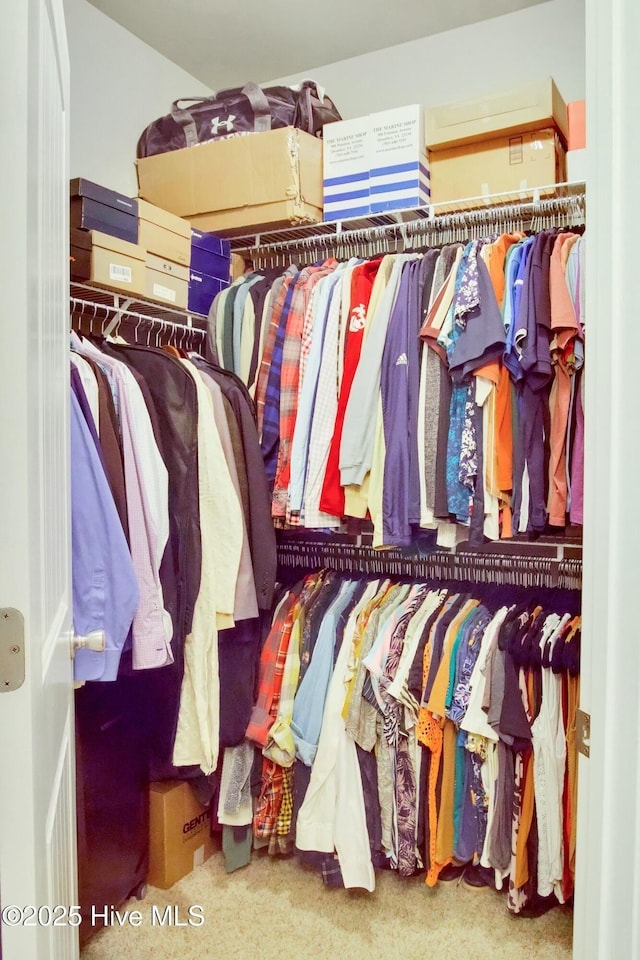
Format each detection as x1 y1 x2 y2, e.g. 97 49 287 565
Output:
277 767 294 838
253 758 284 839
271 265 324 519
255 266 298 440
262 573 322 765
245 591 298 747
260 275 301 489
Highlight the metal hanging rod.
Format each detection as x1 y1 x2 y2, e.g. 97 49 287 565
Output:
277 540 582 591
69 282 207 345
231 182 586 266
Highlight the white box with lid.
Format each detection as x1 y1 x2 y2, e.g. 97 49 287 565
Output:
369 104 430 213
323 116 371 221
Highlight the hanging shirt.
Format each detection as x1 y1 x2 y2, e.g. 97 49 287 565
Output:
232 275 263 376
291 579 359 766
72 335 173 670
302 263 353 528
272 262 336 520
70 388 139 682
254 265 298 440
320 256 384 517
295 579 379 892
340 255 413 516
196 367 258 622
258 271 300 487
289 267 346 516
172 361 243 774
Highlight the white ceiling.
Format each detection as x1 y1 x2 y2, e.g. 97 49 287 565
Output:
87 0 549 90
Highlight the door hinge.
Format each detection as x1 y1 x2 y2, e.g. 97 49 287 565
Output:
576 707 591 758
0 608 25 692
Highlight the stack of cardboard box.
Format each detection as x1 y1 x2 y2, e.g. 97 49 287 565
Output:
425 78 569 206
137 199 191 308
70 179 145 295
70 178 230 313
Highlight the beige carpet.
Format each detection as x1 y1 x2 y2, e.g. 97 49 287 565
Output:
80 849 573 960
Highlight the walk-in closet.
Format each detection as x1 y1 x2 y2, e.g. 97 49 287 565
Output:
1 1 639 959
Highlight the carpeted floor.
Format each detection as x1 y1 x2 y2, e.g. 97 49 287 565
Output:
80 848 574 960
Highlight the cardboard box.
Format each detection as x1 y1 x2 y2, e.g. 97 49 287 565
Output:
145 267 189 309
138 199 191 266
147 781 216 890
323 116 371 221
369 104 430 212
567 100 586 150
188 270 228 315
428 128 566 206
70 178 139 245
426 78 569 151
70 228 146 295
190 229 231 280
137 127 324 237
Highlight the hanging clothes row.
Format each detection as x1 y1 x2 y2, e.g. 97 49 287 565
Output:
69 327 277 778
206 227 585 551
218 570 580 915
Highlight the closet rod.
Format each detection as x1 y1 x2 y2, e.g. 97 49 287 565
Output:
70 295 207 345
234 185 586 263
276 541 582 591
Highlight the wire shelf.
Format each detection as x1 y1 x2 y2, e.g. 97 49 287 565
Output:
229 181 586 260
70 282 208 341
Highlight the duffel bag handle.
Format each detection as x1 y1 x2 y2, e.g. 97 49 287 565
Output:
170 86 272 145
240 82 272 133
170 98 210 148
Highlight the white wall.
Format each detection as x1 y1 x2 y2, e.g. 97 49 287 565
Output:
65 0 213 196
64 0 584 197
267 0 585 118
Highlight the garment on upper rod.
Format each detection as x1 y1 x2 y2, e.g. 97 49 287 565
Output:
206 228 585 546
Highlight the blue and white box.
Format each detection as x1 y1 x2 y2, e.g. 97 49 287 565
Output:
323 116 371 221
369 105 430 213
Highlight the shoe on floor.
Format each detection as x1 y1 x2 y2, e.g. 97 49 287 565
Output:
515 894 559 917
439 862 467 882
462 864 495 890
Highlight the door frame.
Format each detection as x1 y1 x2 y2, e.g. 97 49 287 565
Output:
573 0 640 957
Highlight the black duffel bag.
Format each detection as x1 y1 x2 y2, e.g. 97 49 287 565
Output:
137 80 342 158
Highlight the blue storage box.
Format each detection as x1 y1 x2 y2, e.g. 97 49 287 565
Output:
190 229 231 281
188 270 229 316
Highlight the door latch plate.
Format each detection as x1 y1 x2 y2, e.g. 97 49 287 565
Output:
0 608 25 692
576 707 590 758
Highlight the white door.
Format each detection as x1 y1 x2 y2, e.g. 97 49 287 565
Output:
0 1 77 959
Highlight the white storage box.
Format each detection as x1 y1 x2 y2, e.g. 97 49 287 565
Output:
369 104 430 213
323 116 371 221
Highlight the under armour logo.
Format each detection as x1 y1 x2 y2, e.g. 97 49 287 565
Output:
349 304 366 332
395 353 408 366
210 115 236 136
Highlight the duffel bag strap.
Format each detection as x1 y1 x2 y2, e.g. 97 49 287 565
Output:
240 82 272 133
170 98 210 148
